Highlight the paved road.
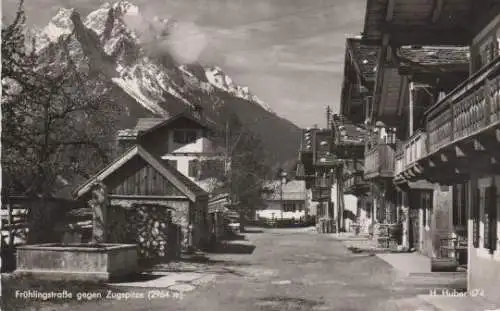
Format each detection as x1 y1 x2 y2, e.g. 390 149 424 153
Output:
20 227 455 311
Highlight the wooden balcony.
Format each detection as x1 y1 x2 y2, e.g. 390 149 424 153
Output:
394 131 434 189
415 58 500 184
314 175 333 189
344 171 369 195
364 144 395 180
395 150 404 177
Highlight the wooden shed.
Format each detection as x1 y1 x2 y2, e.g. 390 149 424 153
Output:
74 145 209 261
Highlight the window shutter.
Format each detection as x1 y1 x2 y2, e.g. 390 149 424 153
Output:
473 188 480 248
488 186 497 252
461 183 467 225
452 185 458 226
484 188 491 249
188 160 197 177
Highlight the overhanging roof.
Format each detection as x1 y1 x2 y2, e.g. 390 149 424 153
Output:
346 37 380 83
73 145 208 201
362 0 500 46
139 111 214 137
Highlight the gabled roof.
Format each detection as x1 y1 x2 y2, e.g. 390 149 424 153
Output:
138 111 214 137
346 37 379 83
398 46 470 67
73 145 208 201
135 118 165 132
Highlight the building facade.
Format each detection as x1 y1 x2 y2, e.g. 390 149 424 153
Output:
258 180 308 223
361 0 500 303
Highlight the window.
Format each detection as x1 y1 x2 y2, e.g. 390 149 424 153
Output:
173 130 197 144
188 160 200 178
421 191 432 228
453 184 467 226
283 203 296 212
166 160 178 170
473 187 480 248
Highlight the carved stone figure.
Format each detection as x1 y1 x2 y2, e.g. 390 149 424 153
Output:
88 181 109 244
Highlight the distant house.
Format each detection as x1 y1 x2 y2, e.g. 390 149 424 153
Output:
258 180 308 222
116 110 226 193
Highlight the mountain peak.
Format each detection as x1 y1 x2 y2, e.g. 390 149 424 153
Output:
204 67 272 112
34 8 75 50
111 0 140 14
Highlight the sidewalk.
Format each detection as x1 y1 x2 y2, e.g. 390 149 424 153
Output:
418 295 500 311
377 252 432 276
108 271 217 293
329 233 406 254
376 252 467 278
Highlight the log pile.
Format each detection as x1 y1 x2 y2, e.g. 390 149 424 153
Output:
107 204 181 263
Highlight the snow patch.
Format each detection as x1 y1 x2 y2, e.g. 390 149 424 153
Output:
111 77 168 116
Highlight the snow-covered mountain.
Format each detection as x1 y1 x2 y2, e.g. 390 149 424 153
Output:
204 66 272 112
27 0 300 164
32 1 272 114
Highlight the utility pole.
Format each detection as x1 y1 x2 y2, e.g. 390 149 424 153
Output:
280 178 284 221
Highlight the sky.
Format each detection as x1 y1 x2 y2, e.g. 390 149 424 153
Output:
3 0 367 128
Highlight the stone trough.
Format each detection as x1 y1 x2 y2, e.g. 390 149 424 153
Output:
15 243 138 282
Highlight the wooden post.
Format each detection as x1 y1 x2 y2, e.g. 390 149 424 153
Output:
409 82 415 137
402 191 410 249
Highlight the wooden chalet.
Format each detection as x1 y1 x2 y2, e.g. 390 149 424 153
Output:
331 114 369 233
338 37 378 234
359 39 469 250
392 46 470 257
362 0 500 303
296 116 341 233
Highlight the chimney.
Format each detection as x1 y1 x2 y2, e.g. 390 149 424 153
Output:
116 129 138 155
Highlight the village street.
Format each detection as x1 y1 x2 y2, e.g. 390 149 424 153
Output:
23 227 471 311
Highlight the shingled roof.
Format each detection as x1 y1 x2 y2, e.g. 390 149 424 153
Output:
398 46 470 67
346 37 379 82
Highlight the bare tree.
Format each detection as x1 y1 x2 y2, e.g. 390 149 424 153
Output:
208 109 277 230
2 1 124 196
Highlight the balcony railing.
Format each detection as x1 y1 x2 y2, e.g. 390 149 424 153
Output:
364 143 395 179
403 131 427 168
395 150 404 176
344 172 368 194
426 57 500 155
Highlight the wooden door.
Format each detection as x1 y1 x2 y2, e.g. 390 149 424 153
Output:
409 191 420 250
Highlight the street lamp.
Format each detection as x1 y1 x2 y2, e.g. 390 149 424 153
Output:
280 171 288 221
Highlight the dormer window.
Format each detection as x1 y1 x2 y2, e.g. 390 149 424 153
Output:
173 130 197 144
